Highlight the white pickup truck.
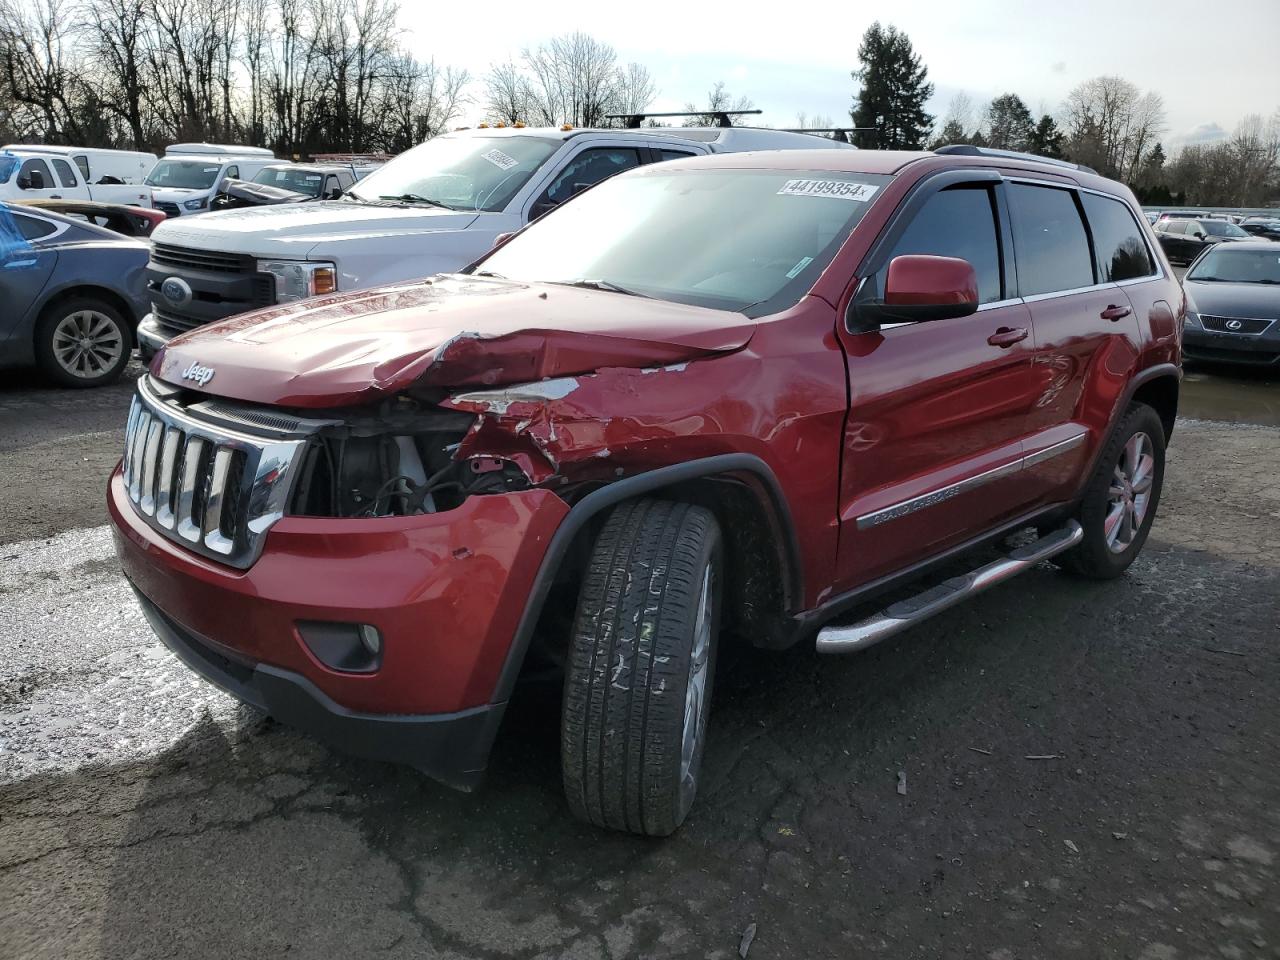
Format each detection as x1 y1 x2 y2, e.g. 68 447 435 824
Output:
137 124 854 352
0 148 153 207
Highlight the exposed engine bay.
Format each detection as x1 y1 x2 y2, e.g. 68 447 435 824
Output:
288 401 530 518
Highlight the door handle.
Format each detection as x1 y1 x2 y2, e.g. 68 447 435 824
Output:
987 326 1029 348
50 194 62 199
1100 304 1132 322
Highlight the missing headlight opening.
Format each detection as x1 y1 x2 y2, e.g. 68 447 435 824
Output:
288 404 530 518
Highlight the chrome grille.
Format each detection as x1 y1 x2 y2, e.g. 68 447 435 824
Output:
1199 315 1274 336
151 242 246 274
122 378 306 569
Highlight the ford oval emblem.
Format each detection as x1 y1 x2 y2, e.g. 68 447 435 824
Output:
161 276 192 306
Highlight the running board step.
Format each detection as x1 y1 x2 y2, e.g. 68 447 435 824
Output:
815 520 1084 655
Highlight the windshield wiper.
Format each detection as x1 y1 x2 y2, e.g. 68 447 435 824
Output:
555 278 648 298
473 270 507 279
379 193 456 209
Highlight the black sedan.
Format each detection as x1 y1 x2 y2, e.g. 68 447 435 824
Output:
1240 217 1280 242
1182 241 1280 368
1154 217 1251 265
0 201 149 387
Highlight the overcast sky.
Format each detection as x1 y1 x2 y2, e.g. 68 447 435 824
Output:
412 0 1278 149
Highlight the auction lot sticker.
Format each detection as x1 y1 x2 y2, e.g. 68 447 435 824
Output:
778 179 879 201
481 149 519 171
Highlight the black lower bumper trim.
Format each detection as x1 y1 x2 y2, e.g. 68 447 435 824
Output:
131 585 505 791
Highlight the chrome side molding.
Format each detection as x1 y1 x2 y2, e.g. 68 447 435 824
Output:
816 520 1084 655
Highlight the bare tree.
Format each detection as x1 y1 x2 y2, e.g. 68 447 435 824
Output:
614 62 656 117
80 0 152 148
0 0 88 141
1062 76 1165 179
682 81 754 126
522 31 624 127
484 59 533 124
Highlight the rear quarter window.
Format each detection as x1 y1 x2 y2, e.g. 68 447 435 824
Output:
1008 183 1095 296
1081 192 1154 282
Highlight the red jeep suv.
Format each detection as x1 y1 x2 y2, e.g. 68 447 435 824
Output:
110 145 1182 836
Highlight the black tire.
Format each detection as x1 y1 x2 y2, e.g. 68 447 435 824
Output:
561 499 722 836
1057 403 1166 579
34 296 132 388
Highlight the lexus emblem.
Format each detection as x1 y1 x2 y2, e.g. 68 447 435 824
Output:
1225 319 1244 331
161 276 192 307
181 361 215 386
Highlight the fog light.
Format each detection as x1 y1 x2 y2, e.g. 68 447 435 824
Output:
297 621 382 673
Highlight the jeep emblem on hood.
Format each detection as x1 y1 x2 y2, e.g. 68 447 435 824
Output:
181 361 215 386
161 277 193 307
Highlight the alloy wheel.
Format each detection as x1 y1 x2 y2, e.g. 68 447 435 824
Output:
1105 431 1155 554
51 310 124 380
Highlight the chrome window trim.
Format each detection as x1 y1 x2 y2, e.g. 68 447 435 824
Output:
855 431 1088 530
1021 282 1117 304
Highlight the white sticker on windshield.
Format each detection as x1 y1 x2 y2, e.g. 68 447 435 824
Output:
786 256 814 279
778 179 878 202
481 149 519 171
305 175 322 180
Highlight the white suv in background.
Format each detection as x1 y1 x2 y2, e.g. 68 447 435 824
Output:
137 124 854 353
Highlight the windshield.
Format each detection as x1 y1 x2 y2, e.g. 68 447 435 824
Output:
478 168 891 315
347 135 559 211
252 167 327 196
1188 248 1280 284
1200 220 1249 237
145 159 223 189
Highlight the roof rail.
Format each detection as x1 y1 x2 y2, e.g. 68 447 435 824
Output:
779 127 877 144
605 110 763 129
935 144 1097 175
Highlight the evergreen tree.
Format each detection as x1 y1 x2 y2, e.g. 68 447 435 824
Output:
1028 114 1065 158
850 22 934 149
984 94 1035 151
927 117 967 150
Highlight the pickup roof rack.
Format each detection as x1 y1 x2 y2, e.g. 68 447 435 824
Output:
606 110 763 129
935 144 1098 175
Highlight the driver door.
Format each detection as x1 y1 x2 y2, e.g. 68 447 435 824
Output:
834 177 1042 588
525 145 643 222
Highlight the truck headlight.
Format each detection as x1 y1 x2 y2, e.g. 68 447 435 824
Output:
183 197 207 210
256 260 338 302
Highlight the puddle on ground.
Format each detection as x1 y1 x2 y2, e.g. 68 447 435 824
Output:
1180 367 1280 426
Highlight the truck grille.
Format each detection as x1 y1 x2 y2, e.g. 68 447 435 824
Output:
151 243 247 274
154 201 181 218
1199 315 1274 336
122 377 307 569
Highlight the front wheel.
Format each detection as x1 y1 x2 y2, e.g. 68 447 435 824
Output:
1057 403 1166 579
561 499 722 836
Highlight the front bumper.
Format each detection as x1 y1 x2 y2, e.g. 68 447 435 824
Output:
1183 323 1280 366
135 314 169 357
109 468 570 785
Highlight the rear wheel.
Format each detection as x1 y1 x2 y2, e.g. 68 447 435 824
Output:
560 499 722 836
35 297 132 388
1057 403 1166 579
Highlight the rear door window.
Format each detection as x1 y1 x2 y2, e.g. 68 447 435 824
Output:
51 159 79 188
886 185 1003 303
13 212 57 240
1008 184 1095 296
658 149 698 162
1081 193 1154 282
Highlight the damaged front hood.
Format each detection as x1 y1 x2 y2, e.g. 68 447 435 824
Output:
152 275 756 407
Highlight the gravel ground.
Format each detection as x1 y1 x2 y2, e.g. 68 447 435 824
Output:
0 364 1277 959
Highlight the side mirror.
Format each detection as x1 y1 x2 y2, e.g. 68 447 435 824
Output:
492 232 515 248
326 188 343 200
19 170 45 190
529 200 557 220
854 255 979 327
1193 230 1206 239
